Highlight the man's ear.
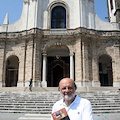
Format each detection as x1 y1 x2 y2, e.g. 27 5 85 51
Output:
74 82 77 90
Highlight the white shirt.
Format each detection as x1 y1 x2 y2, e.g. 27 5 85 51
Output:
51 95 93 120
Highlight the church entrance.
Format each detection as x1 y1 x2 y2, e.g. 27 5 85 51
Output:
47 44 70 87
5 56 19 87
99 55 113 86
47 57 69 87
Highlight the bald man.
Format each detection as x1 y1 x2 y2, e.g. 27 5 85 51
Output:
51 78 93 120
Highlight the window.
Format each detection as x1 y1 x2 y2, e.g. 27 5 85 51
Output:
110 0 113 10
51 6 66 29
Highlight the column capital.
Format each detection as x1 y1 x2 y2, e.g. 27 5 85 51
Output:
69 53 74 56
42 53 47 56
24 0 30 4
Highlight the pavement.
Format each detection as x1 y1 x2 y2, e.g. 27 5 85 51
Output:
0 113 120 120
0 113 25 120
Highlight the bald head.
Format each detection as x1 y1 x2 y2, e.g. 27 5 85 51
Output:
59 78 77 90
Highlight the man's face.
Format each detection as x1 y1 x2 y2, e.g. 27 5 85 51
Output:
59 78 76 101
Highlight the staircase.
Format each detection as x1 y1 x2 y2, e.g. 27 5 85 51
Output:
0 88 119 120
79 91 120 114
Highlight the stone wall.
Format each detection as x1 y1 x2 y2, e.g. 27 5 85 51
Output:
0 28 120 87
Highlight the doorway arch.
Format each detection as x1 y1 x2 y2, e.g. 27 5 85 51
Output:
47 45 70 87
5 55 19 87
99 55 113 86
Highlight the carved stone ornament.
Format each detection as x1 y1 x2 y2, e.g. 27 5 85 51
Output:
24 0 37 3
24 0 30 4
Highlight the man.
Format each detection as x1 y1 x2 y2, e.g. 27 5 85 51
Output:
29 78 32 91
51 78 93 120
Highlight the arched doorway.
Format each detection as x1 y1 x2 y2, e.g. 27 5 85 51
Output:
5 56 19 87
47 45 70 87
99 55 113 86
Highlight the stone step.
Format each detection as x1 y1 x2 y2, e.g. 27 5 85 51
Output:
0 109 51 114
0 96 119 101
93 106 120 110
0 106 120 114
18 114 51 120
0 102 120 107
0 90 120 114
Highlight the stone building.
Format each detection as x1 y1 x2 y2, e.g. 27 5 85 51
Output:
0 0 120 87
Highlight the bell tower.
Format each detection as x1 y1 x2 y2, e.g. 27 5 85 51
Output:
107 0 120 23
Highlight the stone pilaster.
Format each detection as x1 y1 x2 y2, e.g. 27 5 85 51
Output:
17 41 27 87
82 40 91 86
24 39 34 87
0 42 6 87
32 39 42 87
92 42 100 87
92 58 100 87
113 44 120 87
74 39 82 87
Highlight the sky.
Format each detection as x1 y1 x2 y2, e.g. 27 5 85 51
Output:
0 0 108 25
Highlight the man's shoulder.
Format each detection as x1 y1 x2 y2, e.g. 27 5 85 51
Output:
53 99 63 107
80 97 91 106
76 95 91 104
52 99 64 113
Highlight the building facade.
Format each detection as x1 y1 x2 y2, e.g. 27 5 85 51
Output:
0 0 120 87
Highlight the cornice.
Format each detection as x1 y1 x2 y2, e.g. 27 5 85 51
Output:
0 27 120 41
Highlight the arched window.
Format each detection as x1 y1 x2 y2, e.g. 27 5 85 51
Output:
51 6 66 29
110 0 113 10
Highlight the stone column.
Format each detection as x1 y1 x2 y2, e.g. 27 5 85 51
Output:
41 53 47 87
70 53 74 80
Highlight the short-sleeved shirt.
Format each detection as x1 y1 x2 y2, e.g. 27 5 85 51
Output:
51 95 93 120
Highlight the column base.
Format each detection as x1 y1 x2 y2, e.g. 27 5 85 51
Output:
82 81 92 87
113 82 120 87
32 80 42 87
75 81 82 87
41 81 47 87
17 82 24 87
92 81 100 87
0 82 2 87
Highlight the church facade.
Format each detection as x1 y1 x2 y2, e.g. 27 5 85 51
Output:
0 0 120 87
